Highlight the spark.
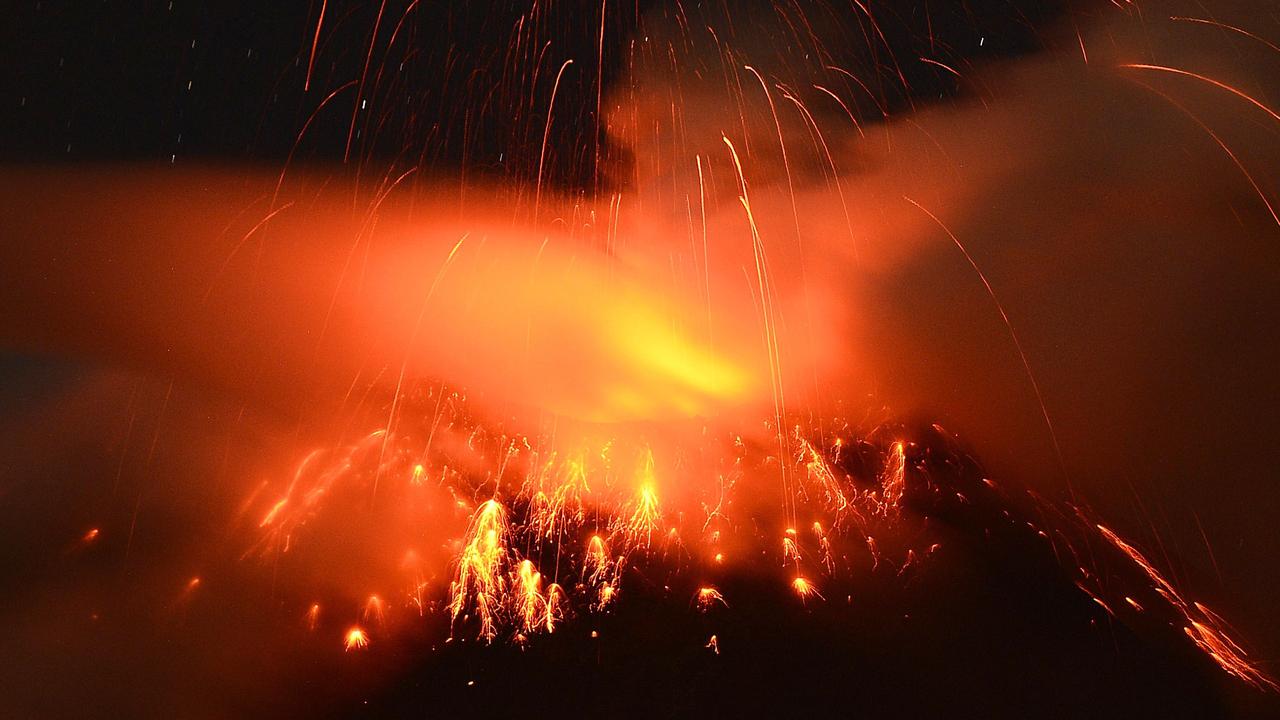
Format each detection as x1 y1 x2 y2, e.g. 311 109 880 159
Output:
614 451 662 550
344 627 369 652
303 0 327 92
791 577 823 603
696 586 727 612
904 197 1071 498
450 499 509 641
363 595 386 626
1120 64 1280 125
1097 524 1277 690
877 442 905 516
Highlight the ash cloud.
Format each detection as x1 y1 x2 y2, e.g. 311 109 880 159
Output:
606 0 1280 664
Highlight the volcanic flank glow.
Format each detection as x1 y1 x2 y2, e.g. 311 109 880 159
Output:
238 372 1277 697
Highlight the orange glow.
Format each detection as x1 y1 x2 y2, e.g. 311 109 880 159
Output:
877 442 906 516
306 603 321 632
614 454 662 550
791 577 823 603
344 627 369 652
1097 524 1276 690
362 595 385 626
3 0 1279 706
449 499 509 642
696 587 727 612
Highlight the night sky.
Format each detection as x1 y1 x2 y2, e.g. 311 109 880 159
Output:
7 1 1063 176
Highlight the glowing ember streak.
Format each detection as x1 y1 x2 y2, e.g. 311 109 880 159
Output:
1185 621 1277 691
695 587 727 612
877 442 905 515
1120 64 1280 125
581 534 621 611
1096 525 1179 600
597 584 617 610
799 437 851 517
814 522 835 574
614 452 662 550
783 529 801 565
344 627 369 652
791 577 823 603
363 595 386 626
515 560 548 636
1097 524 1277 690
260 498 288 527
450 499 509 641
528 452 590 540
584 535 611 584
544 583 566 633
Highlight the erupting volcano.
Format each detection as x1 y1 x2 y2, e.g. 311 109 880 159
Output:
3 0 1280 717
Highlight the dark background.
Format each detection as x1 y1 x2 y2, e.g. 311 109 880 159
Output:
5 0 1065 183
